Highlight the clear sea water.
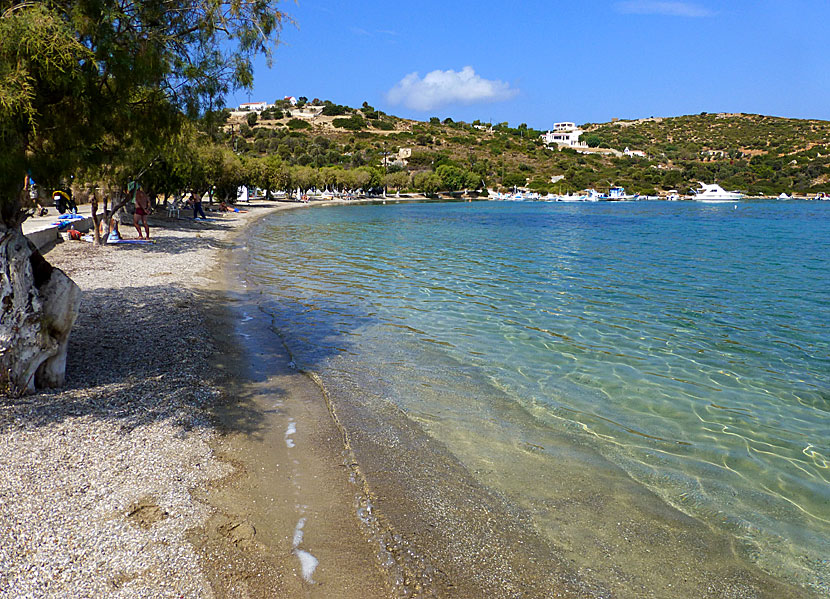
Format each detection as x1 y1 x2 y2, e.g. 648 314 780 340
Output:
243 200 829 594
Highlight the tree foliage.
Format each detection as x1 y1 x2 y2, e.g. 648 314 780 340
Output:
0 0 288 227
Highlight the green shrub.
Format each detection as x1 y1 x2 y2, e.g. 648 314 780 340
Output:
287 118 311 130
322 103 348 116
333 114 365 131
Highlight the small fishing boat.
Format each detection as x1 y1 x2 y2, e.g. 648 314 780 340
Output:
600 186 639 201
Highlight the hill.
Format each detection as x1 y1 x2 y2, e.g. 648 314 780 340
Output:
220 102 830 197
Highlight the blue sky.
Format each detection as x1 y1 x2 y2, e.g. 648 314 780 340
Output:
229 1 830 129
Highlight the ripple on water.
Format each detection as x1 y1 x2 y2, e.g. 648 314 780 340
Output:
245 200 830 593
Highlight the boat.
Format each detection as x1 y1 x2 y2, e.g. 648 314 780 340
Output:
547 189 602 202
665 189 681 201
691 183 744 202
778 193 792 200
600 186 639 201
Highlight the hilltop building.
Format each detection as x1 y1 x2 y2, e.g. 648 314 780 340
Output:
541 122 587 148
239 101 268 112
288 105 324 119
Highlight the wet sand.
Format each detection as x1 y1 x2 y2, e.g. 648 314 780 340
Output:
190 278 392 597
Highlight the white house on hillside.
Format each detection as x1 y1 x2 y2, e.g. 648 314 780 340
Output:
541 122 587 148
239 101 268 112
624 147 647 158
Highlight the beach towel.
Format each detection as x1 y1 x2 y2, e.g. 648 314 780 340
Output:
108 239 156 245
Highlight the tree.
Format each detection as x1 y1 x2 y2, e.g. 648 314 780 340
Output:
384 171 409 192
436 165 466 191
0 0 287 394
581 134 603 148
247 112 259 127
413 172 442 196
352 168 372 193
502 172 527 188
293 166 319 192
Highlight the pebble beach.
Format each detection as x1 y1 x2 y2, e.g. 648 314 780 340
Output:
0 206 286 598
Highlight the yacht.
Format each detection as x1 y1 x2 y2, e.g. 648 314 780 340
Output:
692 183 744 202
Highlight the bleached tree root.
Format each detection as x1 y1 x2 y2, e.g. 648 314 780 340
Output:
1 227 80 395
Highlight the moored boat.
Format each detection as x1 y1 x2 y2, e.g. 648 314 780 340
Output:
600 186 639 201
692 182 744 202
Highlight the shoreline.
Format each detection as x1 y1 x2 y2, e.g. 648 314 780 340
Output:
0 200 389 598
1 199 822 598
223 201 822 599
190 203 393 597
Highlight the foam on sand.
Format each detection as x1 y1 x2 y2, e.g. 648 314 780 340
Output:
292 517 318 582
285 421 296 448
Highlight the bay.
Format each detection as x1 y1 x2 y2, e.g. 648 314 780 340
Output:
242 200 829 595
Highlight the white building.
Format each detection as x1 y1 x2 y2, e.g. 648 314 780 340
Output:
239 101 268 112
624 147 647 158
541 122 587 148
288 105 324 119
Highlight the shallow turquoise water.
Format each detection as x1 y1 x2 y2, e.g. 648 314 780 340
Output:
245 200 829 591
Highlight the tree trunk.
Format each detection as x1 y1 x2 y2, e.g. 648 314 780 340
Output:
0 226 80 395
91 193 103 245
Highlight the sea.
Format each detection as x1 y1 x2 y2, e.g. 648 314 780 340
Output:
239 199 829 596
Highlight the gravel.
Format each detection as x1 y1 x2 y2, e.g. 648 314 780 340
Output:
0 209 272 598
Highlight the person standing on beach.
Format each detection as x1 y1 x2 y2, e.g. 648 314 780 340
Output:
132 183 151 239
190 191 207 220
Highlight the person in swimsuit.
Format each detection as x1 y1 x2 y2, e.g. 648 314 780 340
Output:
132 184 151 239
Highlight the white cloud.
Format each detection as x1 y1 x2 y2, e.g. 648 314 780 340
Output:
386 66 519 112
615 1 712 17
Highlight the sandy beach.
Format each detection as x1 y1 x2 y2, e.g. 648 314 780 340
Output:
0 201 390 598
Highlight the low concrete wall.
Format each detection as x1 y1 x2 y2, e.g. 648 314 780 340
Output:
25 217 94 252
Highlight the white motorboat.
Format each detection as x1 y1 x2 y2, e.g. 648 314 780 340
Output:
778 193 792 200
692 183 744 202
550 189 602 202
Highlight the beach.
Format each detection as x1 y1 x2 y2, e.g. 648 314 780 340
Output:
1 199 825 599
0 202 390 598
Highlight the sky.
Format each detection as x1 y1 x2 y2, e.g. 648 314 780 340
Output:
228 1 830 129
